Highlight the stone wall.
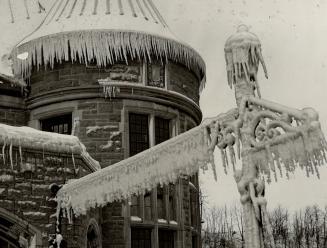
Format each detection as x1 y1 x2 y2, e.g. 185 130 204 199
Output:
102 203 125 248
28 60 200 105
0 107 26 126
0 93 26 126
168 62 200 103
76 99 124 168
0 147 95 247
29 61 143 97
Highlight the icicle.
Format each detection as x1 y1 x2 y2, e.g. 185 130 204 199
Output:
15 151 17 167
9 142 13 170
265 144 276 174
274 152 283 178
72 152 76 173
14 31 206 91
228 145 236 172
2 142 6 165
56 234 63 248
221 149 227 174
211 159 217 181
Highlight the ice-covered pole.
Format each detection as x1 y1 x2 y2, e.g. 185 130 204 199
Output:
224 25 273 248
225 24 268 106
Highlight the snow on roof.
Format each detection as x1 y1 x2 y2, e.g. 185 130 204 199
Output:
57 123 215 218
9 0 206 89
0 0 53 79
0 123 100 171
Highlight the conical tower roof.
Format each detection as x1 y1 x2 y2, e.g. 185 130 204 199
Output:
11 0 206 86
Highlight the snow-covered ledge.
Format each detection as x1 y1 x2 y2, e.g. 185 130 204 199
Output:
131 216 142 222
98 79 201 107
0 124 100 171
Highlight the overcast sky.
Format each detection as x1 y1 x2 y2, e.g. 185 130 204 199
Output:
157 0 327 211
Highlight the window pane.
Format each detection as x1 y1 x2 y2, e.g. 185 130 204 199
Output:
130 195 139 217
144 193 152 221
129 113 149 156
155 117 170 145
157 186 165 220
190 176 198 227
169 184 176 221
41 113 72 135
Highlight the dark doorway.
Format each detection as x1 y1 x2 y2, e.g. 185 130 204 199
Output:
131 228 152 248
158 230 175 248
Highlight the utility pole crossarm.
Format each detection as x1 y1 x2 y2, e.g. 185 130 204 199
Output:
205 96 327 181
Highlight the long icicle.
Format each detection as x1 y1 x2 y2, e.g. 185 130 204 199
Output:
9 142 13 170
2 142 6 165
14 31 206 90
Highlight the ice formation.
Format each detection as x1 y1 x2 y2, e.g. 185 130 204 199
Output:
0 124 100 170
207 96 327 182
100 141 114 151
225 24 268 98
10 0 206 89
86 125 117 135
56 124 214 219
131 216 142 222
55 94 327 222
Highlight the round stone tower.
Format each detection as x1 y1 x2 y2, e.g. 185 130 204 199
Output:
8 1 205 247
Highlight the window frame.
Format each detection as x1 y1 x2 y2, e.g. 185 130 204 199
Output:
129 113 150 157
40 113 73 135
143 61 168 90
123 100 179 224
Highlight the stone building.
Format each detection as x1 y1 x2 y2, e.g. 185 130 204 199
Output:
0 0 206 247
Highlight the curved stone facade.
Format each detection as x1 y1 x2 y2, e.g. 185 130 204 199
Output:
0 58 202 247
0 85 26 126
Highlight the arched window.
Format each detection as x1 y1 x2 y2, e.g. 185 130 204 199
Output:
86 219 102 248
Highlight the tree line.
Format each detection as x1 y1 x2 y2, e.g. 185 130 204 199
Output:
202 204 327 248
